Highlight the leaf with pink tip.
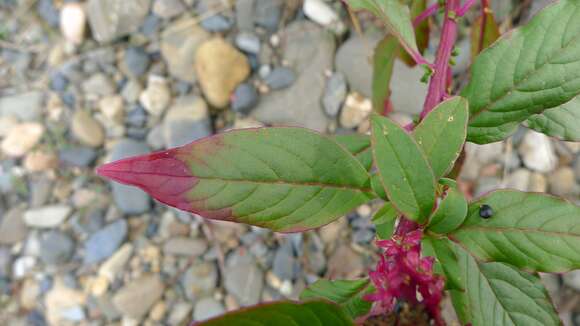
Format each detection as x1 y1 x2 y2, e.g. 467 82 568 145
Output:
97 128 373 232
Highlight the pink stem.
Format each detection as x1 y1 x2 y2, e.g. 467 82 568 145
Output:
413 3 439 27
421 0 460 119
457 0 478 16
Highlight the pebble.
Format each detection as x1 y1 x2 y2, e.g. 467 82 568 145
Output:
49 72 68 91
564 270 580 291
196 38 251 108
303 0 340 28
163 95 211 148
264 67 296 90
255 0 283 31
140 75 172 116
99 95 125 124
505 169 531 191
98 243 133 282
1 122 45 157
193 297 225 321
124 47 150 78
24 150 58 172
71 110 105 147
252 21 334 132
0 115 18 138
39 231 75 265
112 274 165 319
327 244 364 279
37 0 60 26
82 73 116 97
121 79 143 103
181 262 218 301
0 206 28 245
167 302 193 325
13 256 37 279
232 83 259 114
549 167 576 196
0 91 44 121
323 72 347 117
60 2 86 45
340 93 372 129
224 254 263 306
24 205 72 228
108 139 151 214
152 0 185 19
126 105 148 128
519 130 557 173
235 32 261 54
84 219 128 264
201 15 234 32
161 18 210 82
163 237 208 257
45 280 86 325
149 301 167 322
87 0 151 43
59 147 97 167
273 243 300 281
335 34 379 98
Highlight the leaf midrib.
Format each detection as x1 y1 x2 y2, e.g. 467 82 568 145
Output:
455 225 580 239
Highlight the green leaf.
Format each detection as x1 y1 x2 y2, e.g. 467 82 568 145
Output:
422 236 463 290
371 115 436 222
345 0 418 57
427 186 468 234
300 279 372 319
413 97 469 179
451 190 580 272
334 134 373 171
372 202 398 239
526 96 580 141
197 300 354 325
372 36 399 113
400 0 430 66
370 174 388 201
101 128 373 233
471 9 500 58
449 242 560 326
462 0 580 144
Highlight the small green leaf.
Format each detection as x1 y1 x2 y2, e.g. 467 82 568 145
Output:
196 300 354 325
370 174 388 200
414 97 469 179
372 36 399 113
526 96 580 141
371 115 436 222
462 0 580 143
449 242 560 326
451 190 580 272
372 203 398 239
300 279 372 319
422 236 463 290
345 0 419 57
427 186 468 234
471 9 500 58
334 134 373 171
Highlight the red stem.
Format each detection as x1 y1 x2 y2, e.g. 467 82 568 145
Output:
413 3 439 27
457 0 478 16
421 0 460 119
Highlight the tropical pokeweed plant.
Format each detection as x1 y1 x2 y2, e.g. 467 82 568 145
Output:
96 0 580 325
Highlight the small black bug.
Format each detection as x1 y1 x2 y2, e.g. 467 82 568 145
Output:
479 204 493 219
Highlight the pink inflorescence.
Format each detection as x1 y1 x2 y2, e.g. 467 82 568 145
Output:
364 230 445 325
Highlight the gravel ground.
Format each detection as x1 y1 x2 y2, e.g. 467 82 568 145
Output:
0 0 578 325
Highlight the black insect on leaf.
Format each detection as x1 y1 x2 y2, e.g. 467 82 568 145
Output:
479 204 493 219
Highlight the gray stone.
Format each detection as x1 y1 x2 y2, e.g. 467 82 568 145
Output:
273 243 300 281
0 247 11 277
201 15 233 32
152 0 185 19
37 0 60 26
255 0 282 31
82 73 116 97
252 21 334 132
163 95 211 148
84 219 128 264
0 206 28 245
193 297 225 321
163 237 208 257
0 91 43 121
232 83 259 114
235 32 261 54
87 0 151 43
181 262 218 301
29 177 52 207
24 205 72 228
49 72 69 92
564 270 580 291
109 139 151 214
224 252 263 306
335 34 378 98
264 67 296 90
161 18 211 82
59 147 97 167
236 0 255 31
323 72 347 117
124 47 150 78
304 233 325 275
112 274 165 319
125 105 148 127
39 231 75 265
